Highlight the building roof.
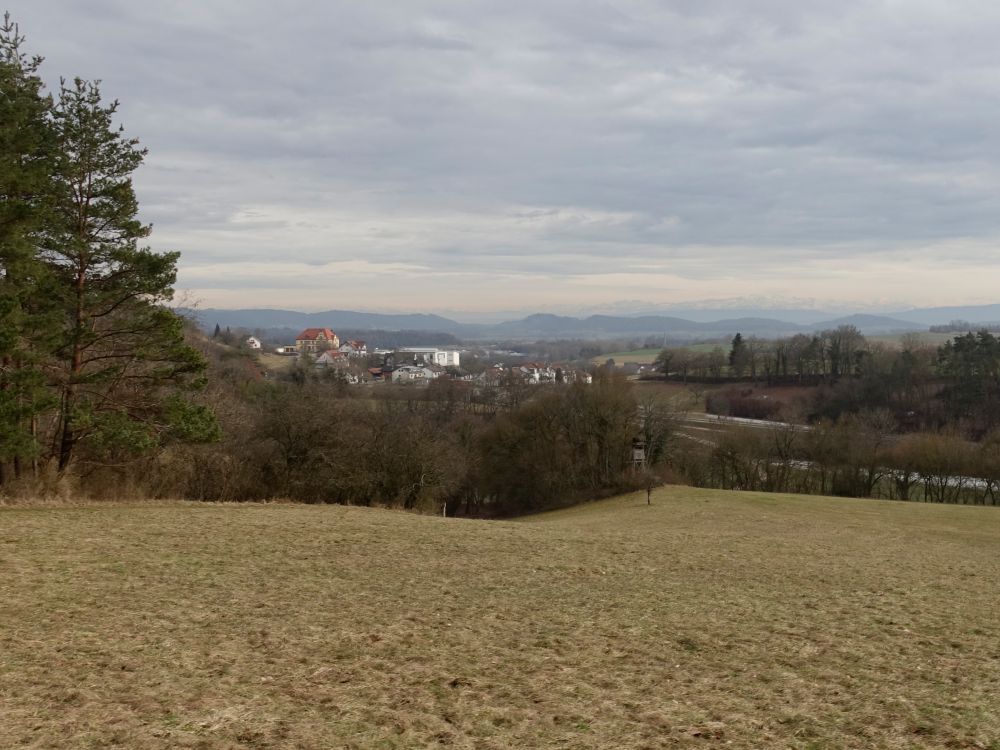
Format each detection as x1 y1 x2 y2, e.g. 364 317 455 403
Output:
296 328 337 341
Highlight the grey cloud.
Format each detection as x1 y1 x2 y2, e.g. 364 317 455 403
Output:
9 0 1000 308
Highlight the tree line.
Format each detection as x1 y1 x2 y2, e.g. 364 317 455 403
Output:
669 414 1000 506
656 327 1000 437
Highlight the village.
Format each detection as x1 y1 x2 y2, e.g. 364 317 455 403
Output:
245 327 596 386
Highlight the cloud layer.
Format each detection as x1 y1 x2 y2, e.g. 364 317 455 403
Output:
11 1 1000 312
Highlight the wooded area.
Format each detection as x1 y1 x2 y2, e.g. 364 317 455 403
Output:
0 16 216 488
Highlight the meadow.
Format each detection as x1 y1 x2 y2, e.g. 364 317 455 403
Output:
593 332 960 368
2 488 998 749
593 348 666 365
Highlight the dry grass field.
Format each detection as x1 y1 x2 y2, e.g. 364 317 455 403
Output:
2 488 999 749
255 351 298 373
632 380 707 411
592 348 664 365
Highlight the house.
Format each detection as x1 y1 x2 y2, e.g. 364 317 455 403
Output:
246 336 262 350
339 340 368 357
275 345 298 355
517 362 557 384
295 328 340 353
390 365 436 384
397 347 461 368
315 350 348 368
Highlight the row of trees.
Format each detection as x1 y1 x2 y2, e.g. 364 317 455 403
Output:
672 415 1000 505
657 327 1000 436
656 326 884 383
0 17 215 488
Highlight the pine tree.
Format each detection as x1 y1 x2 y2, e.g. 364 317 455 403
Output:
45 77 215 472
0 15 57 482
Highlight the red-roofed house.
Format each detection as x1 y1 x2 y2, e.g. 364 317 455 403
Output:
295 328 340 353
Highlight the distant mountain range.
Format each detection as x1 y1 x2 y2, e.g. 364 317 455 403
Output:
886 304 1000 326
182 304 1000 341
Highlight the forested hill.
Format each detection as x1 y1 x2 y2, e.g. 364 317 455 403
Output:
188 307 938 340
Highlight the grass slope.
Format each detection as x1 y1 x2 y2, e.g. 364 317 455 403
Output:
2 488 999 749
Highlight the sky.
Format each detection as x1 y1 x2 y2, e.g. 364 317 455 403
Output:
9 1 1000 316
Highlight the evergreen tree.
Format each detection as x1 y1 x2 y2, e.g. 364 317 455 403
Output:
44 77 215 471
0 15 56 482
729 332 749 377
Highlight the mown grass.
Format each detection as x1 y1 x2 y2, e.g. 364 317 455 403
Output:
2 487 999 748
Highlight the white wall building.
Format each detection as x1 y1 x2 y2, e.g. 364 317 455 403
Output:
397 347 461 368
391 365 436 383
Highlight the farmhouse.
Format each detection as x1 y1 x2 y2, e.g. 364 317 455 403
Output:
295 328 340 353
245 336 262 350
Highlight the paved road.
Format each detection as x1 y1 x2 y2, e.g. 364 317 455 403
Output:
677 412 812 432
672 413 995 493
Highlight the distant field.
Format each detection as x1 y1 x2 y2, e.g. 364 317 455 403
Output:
593 343 728 366
631 379 706 410
2 489 999 748
593 348 663 364
868 331 956 348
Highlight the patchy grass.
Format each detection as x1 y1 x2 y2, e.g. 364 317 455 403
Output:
2 488 999 749
593 343 728 366
593 348 664 365
632 379 707 411
255 351 298 373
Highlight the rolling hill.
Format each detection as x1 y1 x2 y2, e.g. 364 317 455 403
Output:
2 487 997 748
187 307 926 341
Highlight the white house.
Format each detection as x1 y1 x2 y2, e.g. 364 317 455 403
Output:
246 336 262 350
397 347 461 368
339 340 368 357
391 365 436 383
516 363 558 384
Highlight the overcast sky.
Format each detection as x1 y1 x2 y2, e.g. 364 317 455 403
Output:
10 1 1000 315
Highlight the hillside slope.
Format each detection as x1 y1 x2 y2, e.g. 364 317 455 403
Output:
2 488 998 748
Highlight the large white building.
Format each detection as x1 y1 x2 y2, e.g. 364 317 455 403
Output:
397 348 461 368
